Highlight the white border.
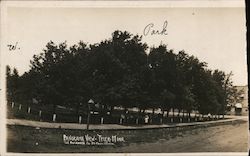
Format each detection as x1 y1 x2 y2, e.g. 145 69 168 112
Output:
0 0 247 156
0 0 246 8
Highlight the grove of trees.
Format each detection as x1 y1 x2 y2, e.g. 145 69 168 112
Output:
6 30 239 124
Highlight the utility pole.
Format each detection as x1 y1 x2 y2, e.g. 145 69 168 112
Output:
223 72 232 119
87 99 94 130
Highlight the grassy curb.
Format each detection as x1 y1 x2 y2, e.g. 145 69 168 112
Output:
7 117 246 131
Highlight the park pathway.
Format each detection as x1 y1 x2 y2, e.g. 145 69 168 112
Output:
7 115 247 130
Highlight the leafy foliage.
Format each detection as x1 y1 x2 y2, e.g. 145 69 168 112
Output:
6 30 240 116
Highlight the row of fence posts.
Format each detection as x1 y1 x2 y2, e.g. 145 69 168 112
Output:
11 102 99 123
10 102 222 124
12 102 43 120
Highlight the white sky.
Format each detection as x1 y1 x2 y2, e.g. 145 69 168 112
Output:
4 7 247 85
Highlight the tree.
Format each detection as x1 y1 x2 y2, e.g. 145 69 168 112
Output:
6 65 12 104
148 45 177 116
7 30 241 124
161 89 175 117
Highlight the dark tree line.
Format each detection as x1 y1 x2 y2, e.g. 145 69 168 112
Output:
6 30 239 121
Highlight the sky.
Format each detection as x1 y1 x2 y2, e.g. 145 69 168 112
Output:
4 7 247 86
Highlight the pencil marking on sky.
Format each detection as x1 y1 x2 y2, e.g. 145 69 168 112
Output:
5 8 247 85
143 20 168 36
7 42 20 51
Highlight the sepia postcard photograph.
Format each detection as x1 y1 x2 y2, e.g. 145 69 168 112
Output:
0 0 248 155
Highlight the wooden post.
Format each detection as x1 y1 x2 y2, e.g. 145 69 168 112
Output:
53 114 56 122
39 110 42 118
87 99 94 130
27 107 31 114
101 117 104 124
18 104 22 110
120 118 123 124
11 102 14 108
160 118 163 124
86 111 90 130
79 116 82 124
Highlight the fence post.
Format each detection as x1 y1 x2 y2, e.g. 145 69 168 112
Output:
101 117 104 124
18 104 22 110
39 110 42 118
53 114 56 122
120 118 123 124
79 116 82 124
27 107 31 114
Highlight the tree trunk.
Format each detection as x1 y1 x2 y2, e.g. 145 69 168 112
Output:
76 103 80 116
53 104 56 114
137 108 141 124
110 106 114 115
136 118 139 125
86 112 90 130
123 107 128 123
86 103 91 130
39 110 42 120
139 108 142 114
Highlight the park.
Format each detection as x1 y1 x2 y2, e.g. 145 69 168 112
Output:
6 30 247 153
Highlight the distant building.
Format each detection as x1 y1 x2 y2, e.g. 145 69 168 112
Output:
231 85 248 116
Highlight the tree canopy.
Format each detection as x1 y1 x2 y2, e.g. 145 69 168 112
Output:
6 30 239 116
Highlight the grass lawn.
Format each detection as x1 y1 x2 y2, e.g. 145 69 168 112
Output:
6 124 193 153
7 120 246 153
